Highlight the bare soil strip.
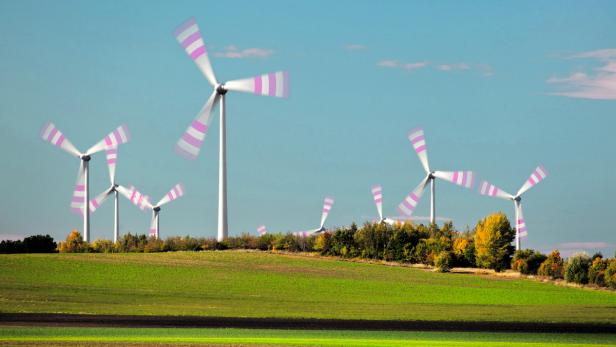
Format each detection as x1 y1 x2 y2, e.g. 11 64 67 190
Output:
1 313 615 333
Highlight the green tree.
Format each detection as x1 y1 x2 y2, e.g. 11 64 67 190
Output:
57 230 89 253
473 212 515 271
564 253 591 284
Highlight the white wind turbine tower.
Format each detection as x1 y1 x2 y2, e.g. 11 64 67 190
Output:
121 184 185 239
293 197 334 237
88 148 132 242
173 18 289 241
479 165 548 251
398 128 474 224
40 122 130 242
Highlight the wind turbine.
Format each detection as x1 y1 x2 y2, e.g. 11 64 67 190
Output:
293 197 334 237
88 148 132 242
40 122 130 242
370 185 399 225
478 165 548 251
173 18 289 241
397 128 474 224
257 225 267 236
120 184 185 239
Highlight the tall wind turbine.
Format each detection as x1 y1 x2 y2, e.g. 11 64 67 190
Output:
173 18 289 241
40 122 130 242
293 197 334 237
88 148 132 242
478 165 548 251
121 184 185 239
397 128 474 224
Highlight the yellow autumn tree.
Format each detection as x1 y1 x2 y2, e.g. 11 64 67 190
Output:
57 230 89 253
474 212 515 271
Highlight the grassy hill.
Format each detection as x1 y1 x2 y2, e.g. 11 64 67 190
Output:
0 251 615 323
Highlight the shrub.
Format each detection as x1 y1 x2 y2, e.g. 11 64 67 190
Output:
605 259 616 289
538 250 564 279
383 227 415 262
435 251 453 272
90 239 115 253
473 212 515 271
22 235 57 253
354 222 392 259
511 249 547 275
256 234 276 251
329 225 358 257
588 256 608 287
564 253 591 284
314 232 332 254
57 230 89 253
0 239 24 253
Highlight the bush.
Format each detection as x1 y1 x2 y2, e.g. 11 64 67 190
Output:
256 234 276 251
354 222 392 259
0 239 24 253
57 230 89 253
605 259 616 289
90 239 115 253
589 256 609 287
511 249 547 275
329 225 358 257
314 232 333 255
473 212 515 271
564 253 591 284
538 250 564 279
435 251 453 272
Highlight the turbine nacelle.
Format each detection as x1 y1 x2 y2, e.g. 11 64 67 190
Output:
216 84 228 95
153 206 161 212
81 155 91 161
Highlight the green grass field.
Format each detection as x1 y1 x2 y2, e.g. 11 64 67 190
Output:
1 327 616 347
1 251 615 323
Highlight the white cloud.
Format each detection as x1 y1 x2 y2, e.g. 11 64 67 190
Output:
437 63 470 71
548 48 616 100
378 59 492 77
345 44 367 51
377 59 429 71
214 45 273 59
0 234 24 241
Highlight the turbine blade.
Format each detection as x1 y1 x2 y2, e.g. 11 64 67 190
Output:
407 128 430 173
105 148 118 185
89 188 112 213
319 197 334 229
156 183 185 207
516 165 548 196
124 185 153 211
516 201 528 238
433 171 475 189
116 185 133 201
174 18 218 86
292 231 313 238
175 91 220 160
86 124 130 155
478 180 514 200
371 185 384 221
70 162 86 215
257 225 267 236
224 71 289 98
397 176 430 216
40 122 81 158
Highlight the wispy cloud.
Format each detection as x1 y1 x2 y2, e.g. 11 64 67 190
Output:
547 48 616 100
214 45 273 59
378 59 492 76
345 44 367 51
0 234 24 241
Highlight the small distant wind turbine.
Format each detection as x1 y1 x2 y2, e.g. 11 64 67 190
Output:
257 225 267 236
120 184 185 239
293 197 334 237
88 148 133 242
370 185 399 225
173 18 289 241
478 165 548 251
40 122 129 242
397 128 474 224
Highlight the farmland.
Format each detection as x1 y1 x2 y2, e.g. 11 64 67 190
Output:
1 251 615 323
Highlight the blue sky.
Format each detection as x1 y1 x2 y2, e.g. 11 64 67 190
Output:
1 0 615 256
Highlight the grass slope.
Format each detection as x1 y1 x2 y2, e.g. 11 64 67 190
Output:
2 327 616 347
0 252 615 323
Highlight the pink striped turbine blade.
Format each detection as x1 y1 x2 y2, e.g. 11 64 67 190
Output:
70 163 86 215
156 183 185 207
89 188 112 213
174 18 218 86
319 197 334 229
126 186 153 211
478 180 514 200
516 165 548 196
175 91 220 160
257 225 267 236
397 176 430 216
407 128 430 173
371 185 384 221
224 71 289 98
86 125 130 155
433 171 475 189
40 122 81 158
516 202 528 239
105 148 118 184
292 231 312 238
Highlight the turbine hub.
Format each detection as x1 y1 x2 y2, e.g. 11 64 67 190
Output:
216 84 228 95
153 206 161 212
514 196 521 202
81 155 91 161
429 172 435 179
